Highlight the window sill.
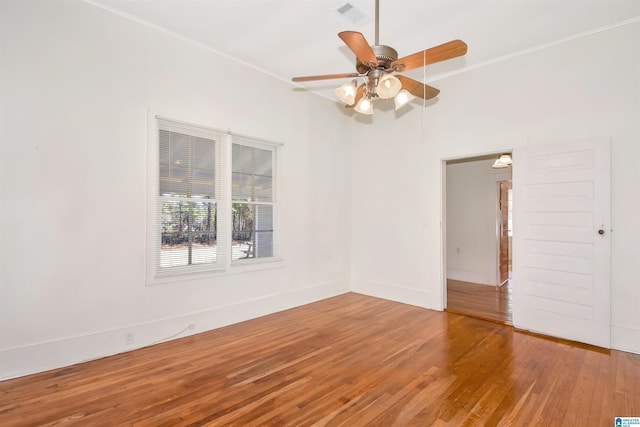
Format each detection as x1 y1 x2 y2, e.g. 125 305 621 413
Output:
146 259 285 286
230 257 285 273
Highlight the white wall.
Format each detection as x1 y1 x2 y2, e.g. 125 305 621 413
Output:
446 159 511 285
0 1 352 379
351 21 640 354
350 106 442 307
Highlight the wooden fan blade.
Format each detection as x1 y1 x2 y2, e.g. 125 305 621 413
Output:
346 84 366 108
338 31 379 68
397 75 440 100
292 72 360 82
391 40 467 72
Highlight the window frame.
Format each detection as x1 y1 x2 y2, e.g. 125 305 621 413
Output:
146 114 282 285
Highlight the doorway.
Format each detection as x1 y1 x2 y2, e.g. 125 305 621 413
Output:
444 154 513 324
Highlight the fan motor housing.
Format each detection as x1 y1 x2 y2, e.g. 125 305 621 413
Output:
356 45 398 73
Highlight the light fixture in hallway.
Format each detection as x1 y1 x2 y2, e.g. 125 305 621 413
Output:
492 153 513 169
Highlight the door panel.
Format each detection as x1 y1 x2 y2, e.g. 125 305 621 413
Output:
512 138 610 348
499 181 511 284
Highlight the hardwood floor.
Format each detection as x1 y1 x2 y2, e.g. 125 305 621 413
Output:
1 293 639 426
447 279 513 324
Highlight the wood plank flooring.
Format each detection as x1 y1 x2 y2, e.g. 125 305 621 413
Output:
447 279 513 324
1 293 639 426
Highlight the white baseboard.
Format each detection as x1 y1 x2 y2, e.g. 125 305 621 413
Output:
447 269 492 285
5 279 635 381
350 276 436 310
0 279 348 380
612 324 640 355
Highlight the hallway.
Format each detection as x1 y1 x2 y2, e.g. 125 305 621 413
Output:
447 279 512 324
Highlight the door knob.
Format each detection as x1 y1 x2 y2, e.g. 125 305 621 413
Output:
598 229 605 235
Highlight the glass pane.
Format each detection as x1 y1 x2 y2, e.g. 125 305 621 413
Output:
232 174 272 202
231 172 252 202
255 205 273 258
191 135 215 198
253 175 273 202
231 203 273 261
232 143 273 202
158 130 172 164
255 231 274 258
191 168 215 198
170 133 190 169
159 130 215 198
253 148 273 176
160 200 217 268
191 136 215 171
232 203 253 260
255 204 273 231
232 144 250 174
159 164 171 195
162 166 188 197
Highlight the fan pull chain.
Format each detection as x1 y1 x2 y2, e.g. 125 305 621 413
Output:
422 49 427 131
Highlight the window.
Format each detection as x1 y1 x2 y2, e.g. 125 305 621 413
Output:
150 117 280 281
232 142 275 261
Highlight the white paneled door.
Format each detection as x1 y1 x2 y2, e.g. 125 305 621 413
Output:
512 138 611 348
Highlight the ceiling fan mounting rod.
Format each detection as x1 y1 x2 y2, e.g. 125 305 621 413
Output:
374 0 379 45
368 1 406 72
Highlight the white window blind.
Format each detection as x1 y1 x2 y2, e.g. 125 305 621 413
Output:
156 119 223 277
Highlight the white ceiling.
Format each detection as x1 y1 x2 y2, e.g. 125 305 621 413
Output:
89 0 640 102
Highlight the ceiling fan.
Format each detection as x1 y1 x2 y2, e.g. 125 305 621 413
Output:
291 0 467 114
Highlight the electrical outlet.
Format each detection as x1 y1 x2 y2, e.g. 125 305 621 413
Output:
188 323 195 331
125 332 134 346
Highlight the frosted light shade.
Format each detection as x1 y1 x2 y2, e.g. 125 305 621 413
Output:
354 97 373 115
492 160 509 169
377 74 402 99
394 89 415 110
492 154 512 169
335 80 357 105
498 154 513 165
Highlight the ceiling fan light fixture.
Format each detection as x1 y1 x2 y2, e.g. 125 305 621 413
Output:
394 89 415 110
377 73 402 99
335 80 358 104
354 96 373 115
492 153 513 169
290 0 468 119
